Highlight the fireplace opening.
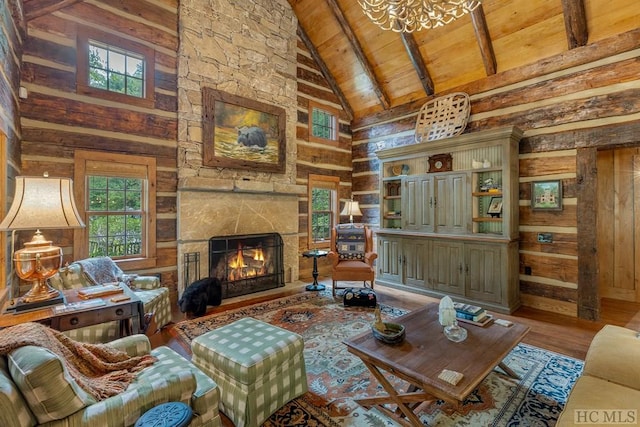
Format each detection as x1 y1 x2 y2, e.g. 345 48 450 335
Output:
209 233 284 299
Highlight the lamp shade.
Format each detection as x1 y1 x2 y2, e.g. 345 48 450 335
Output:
340 200 363 217
0 176 85 231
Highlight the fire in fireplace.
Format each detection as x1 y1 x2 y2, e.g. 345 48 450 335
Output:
209 233 284 299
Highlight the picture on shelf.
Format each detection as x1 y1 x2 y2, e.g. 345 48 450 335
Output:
487 197 503 217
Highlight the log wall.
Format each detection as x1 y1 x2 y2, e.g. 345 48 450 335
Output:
0 0 24 304
295 37 353 278
17 0 181 302
351 30 640 319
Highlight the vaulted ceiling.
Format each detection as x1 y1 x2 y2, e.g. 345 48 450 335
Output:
20 0 640 124
289 0 640 123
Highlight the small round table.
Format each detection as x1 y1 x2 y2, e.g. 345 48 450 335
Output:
302 249 329 291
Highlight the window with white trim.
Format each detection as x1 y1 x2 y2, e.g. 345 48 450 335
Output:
308 174 339 249
74 150 156 270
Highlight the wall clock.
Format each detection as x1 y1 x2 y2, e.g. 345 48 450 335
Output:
428 153 453 173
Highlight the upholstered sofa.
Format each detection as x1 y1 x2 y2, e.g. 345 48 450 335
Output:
0 334 221 426
48 257 171 343
557 324 640 426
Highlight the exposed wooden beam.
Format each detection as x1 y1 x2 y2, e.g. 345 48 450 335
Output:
561 0 588 49
24 0 83 21
400 33 434 96
470 5 497 76
297 24 354 121
324 0 391 110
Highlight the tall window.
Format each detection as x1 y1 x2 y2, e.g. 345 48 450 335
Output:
74 150 156 270
308 175 339 249
308 101 339 145
77 26 155 108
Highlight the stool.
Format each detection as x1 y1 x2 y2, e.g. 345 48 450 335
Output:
135 402 192 427
191 317 308 427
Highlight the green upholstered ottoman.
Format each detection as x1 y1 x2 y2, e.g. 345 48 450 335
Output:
191 317 308 427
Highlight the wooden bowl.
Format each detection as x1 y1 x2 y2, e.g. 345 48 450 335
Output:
372 322 406 345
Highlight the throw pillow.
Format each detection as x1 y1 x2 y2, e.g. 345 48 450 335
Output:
8 346 95 423
336 223 366 260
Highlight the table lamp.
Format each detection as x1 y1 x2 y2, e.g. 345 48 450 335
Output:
0 175 85 310
340 199 362 224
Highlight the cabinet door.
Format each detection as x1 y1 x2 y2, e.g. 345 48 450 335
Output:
434 173 468 234
378 236 402 282
403 175 434 232
465 243 503 303
403 239 427 287
430 240 464 295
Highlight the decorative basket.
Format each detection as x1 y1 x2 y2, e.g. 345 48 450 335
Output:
372 322 406 345
415 92 470 143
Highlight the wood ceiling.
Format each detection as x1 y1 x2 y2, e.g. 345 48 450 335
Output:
20 0 640 124
289 0 640 123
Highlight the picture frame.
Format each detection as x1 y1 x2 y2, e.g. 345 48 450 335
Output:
487 196 503 217
531 180 563 211
202 87 286 173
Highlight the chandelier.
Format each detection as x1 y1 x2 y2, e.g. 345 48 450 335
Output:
358 0 482 32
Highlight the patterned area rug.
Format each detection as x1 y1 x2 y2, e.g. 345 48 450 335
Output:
172 290 583 426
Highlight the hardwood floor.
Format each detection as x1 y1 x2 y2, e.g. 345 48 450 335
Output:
155 277 640 361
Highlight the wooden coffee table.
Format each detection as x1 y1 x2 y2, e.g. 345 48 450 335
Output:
343 303 529 427
0 286 144 337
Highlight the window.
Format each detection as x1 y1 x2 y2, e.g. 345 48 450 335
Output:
308 101 339 144
308 175 339 249
74 150 156 270
77 26 155 107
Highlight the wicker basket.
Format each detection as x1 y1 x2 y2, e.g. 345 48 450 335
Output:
415 92 470 142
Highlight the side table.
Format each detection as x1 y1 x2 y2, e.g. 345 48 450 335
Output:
302 249 328 291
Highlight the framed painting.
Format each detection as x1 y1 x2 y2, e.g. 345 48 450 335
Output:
202 87 286 173
531 180 563 211
487 196 503 217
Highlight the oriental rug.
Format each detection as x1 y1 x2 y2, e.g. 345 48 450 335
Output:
172 290 582 426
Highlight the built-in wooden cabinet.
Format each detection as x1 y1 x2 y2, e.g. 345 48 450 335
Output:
375 126 523 313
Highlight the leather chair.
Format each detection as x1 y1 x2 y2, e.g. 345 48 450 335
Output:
327 223 377 297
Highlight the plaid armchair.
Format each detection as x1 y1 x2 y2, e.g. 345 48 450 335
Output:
48 257 171 343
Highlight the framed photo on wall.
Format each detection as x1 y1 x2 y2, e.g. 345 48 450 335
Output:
531 180 563 211
202 87 286 173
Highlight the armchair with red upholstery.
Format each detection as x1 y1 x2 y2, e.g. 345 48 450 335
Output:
327 223 377 297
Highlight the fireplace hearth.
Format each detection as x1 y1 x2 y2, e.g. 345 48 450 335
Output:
209 233 284 299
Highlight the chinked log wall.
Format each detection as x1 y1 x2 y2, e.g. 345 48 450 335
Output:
295 36 353 279
351 29 640 319
18 0 181 302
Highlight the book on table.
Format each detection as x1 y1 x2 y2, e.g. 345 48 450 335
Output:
77 283 124 299
455 310 488 322
453 302 484 316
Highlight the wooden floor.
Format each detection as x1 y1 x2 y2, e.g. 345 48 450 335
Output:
157 277 640 361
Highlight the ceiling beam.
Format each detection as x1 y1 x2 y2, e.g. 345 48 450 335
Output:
24 0 83 21
324 0 391 109
400 33 434 96
561 0 588 49
297 24 354 121
470 5 497 76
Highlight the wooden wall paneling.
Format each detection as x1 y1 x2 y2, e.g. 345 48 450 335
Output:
596 149 615 299
519 231 578 257
520 252 578 284
576 147 599 320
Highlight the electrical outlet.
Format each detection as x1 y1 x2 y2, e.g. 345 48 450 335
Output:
524 266 532 275
537 233 553 243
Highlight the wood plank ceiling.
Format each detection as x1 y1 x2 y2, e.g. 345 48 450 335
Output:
21 0 640 123
289 0 640 123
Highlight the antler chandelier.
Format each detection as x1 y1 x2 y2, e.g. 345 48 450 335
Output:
358 0 482 32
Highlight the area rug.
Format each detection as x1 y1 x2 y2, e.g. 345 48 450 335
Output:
172 290 583 426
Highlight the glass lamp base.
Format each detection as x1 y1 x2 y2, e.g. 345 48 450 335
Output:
444 322 468 343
